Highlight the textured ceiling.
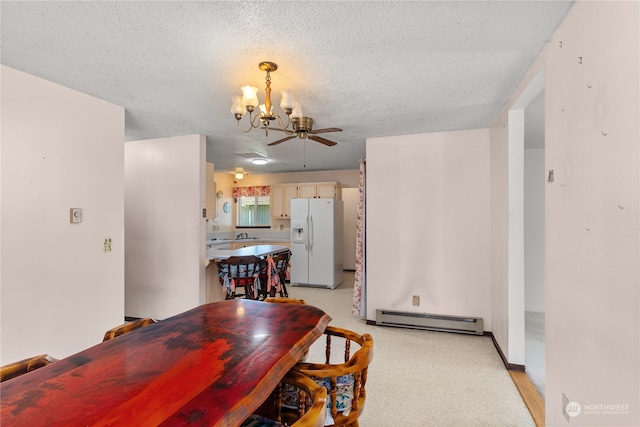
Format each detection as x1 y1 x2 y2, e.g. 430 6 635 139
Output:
1 1 572 175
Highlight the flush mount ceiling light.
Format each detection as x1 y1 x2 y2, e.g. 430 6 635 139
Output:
252 158 268 165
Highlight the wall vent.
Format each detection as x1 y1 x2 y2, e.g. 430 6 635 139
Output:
376 309 483 335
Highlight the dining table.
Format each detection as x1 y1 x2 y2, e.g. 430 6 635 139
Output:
0 300 331 426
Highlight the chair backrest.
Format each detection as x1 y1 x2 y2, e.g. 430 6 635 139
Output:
103 317 157 341
242 370 327 427
217 255 265 281
277 370 327 427
269 250 291 281
294 326 374 427
0 354 58 383
217 255 266 299
260 251 290 298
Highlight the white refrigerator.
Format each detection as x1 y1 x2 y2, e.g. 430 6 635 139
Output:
290 198 344 289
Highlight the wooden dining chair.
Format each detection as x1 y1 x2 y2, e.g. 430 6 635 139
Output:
102 317 157 341
264 250 291 298
241 370 327 427
0 354 58 383
216 255 266 300
294 326 374 427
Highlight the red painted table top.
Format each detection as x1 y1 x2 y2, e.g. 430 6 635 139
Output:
0 300 331 427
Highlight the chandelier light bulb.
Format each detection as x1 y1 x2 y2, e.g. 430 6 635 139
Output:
230 96 245 115
241 86 259 108
290 105 304 119
259 104 273 116
280 89 294 110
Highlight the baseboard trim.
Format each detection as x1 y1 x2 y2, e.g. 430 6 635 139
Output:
484 331 525 372
367 321 525 371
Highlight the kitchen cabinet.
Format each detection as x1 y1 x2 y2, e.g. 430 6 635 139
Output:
297 182 340 199
271 184 298 219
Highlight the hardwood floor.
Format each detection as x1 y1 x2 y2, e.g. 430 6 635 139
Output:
509 370 545 427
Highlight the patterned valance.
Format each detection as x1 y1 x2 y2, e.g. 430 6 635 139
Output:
232 185 271 199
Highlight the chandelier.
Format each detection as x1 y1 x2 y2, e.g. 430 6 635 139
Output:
230 61 303 136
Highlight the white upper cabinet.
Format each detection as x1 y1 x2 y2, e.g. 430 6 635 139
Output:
271 184 298 218
297 182 339 199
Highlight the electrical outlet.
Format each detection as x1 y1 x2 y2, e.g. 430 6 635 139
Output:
412 295 420 306
70 208 83 223
103 238 112 253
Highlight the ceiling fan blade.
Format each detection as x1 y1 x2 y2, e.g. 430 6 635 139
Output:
308 135 338 147
267 135 297 146
308 127 343 134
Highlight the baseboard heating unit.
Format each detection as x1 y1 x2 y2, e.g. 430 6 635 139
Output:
376 309 484 335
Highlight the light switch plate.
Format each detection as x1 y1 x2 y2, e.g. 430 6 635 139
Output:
70 208 83 223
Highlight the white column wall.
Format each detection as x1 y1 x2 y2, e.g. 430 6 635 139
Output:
490 1 639 425
366 129 492 326
545 2 639 424
124 134 206 320
1 66 125 362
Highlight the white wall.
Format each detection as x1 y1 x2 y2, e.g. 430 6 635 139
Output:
366 129 492 326
1 66 125 363
491 1 639 425
125 135 206 320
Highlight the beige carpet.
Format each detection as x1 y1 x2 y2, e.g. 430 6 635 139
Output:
288 274 535 427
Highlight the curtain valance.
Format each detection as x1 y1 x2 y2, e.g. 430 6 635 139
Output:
232 185 271 199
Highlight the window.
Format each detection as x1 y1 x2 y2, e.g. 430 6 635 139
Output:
237 195 271 227
232 185 271 228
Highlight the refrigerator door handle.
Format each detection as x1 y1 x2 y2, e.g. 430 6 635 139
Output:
305 214 310 251
309 214 314 254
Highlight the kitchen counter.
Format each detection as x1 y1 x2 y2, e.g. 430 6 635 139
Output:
206 237 289 247
206 244 289 261
206 230 290 248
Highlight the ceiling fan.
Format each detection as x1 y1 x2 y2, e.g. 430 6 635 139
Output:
266 117 342 147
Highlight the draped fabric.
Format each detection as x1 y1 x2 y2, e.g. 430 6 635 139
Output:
232 186 271 199
352 159 366 316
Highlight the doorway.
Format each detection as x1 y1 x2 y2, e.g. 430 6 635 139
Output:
508 69 545 398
